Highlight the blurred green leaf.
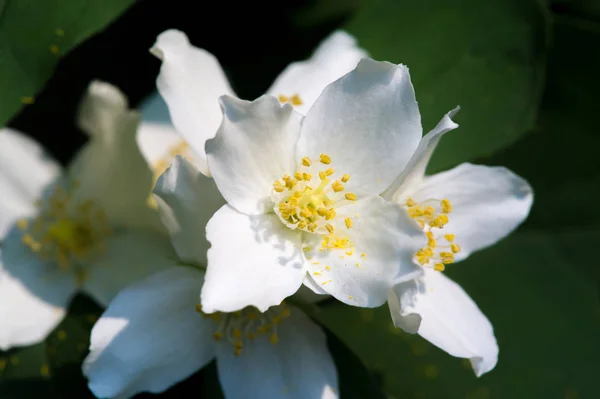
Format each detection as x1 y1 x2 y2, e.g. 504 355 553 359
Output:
484 18 600 230
0 343 58 397
345 0 550 173
47 294 102 398
317 231 600 398
0 0 135 126
553 0 600 22
325 326 387 399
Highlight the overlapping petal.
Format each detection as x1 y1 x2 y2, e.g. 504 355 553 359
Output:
72 81 160 231
304 196 425 307
151 30 235 175
406 163 533 260
153 156 226 265
267 30 367 114
84 267 214 399
83 230 176 306
202 205 305 313
389 269 498 376
383 107 460 201
297 59 422 196
0 129 61 236
0 225 77 350
216 305 337 399
206 95 301 215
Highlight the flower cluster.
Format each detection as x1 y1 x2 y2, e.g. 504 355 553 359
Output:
0 29 532 398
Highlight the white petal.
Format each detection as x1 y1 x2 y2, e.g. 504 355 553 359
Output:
151 30 235 176
0 128 61 236
82 230 176 307
267 30 367 114
206 95 301 215
0 225 76 350
409 163 533 259
83 267 215 399
383 107 460 202
390 269 498 376
304 196 425 307
216 305 338 399
136 122 198 167
202 205 305 313
71 81 160 231
153 156 226 265
297 59 422 195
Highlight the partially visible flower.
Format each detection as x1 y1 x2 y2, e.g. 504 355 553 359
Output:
0 82 175 350
163 59 432 315
382 109 533 376
147 29 367 177
83 159 338 398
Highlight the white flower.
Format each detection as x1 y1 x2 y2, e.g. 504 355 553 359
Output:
83 266 338 399
0 82 175 350
165 58 433 314
148 29 368 177
382 109 534 376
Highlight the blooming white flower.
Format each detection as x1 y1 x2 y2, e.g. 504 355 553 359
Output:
0 82 175 350
382 109 534 376
147 29 368 177
165 58 436 315
83 247 337 398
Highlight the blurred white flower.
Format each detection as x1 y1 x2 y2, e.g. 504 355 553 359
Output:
383 109 534 376
147 29 368 177
83 266 338 399
0 82 175 350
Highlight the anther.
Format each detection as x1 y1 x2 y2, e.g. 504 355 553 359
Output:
341 174 350 183
345 217 353 229
441 199 452 213
325 224 335 234
319 154 332 164
434 263 445 272
345 193 357 201
302 157 312 167
332 180 344 192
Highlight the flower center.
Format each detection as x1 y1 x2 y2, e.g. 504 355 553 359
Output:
17 182 111 278
278 94 303 107
405 197 461 272
272 153 357 237
196 302 291 356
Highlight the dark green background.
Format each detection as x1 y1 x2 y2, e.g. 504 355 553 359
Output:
1 0 599 398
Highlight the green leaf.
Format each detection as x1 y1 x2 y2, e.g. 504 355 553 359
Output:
46 294 102 398
344 0 550 173
317 231 600 398
483 18 600 230
325 325 386 399
0 0 135 126
0 343 59 397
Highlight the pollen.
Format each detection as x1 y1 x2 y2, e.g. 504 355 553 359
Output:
302 157 312 167
199 303 291 356
341 174 350 183
345 193 357 201
406 197 460 272
332 180 344 192
319 153 332 164
345 217 353 229
19 181 110 277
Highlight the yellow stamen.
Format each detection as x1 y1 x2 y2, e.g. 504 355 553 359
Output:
341 174 350 183
332 180 344 192
345 217 353 229
319 154 332 164
345 193 357 201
